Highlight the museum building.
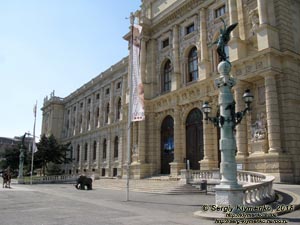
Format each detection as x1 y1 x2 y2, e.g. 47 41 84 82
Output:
41 0 300 183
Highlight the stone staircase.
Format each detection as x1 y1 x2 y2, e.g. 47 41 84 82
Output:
93 177 207 194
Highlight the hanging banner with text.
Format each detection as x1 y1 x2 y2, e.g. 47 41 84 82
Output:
131 24 145 122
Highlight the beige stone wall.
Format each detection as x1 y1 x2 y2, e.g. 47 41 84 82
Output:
41 58 128 177
41 0 300 183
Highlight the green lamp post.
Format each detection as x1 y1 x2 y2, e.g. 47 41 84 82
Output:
202 20 254 206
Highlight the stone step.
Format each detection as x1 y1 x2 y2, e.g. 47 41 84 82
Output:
93 178 208 194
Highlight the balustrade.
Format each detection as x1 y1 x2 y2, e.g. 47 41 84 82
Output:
180 169 275 205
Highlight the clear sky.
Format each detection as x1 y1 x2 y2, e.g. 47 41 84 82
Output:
0 0 141 139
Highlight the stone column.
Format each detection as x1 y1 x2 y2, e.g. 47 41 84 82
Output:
214 61 244 206
236 0 246 40
256 0 279 50
140 38 147 83
170 106 185 176
200 120 215 170
199 8 210 78
264 73 282 153
106 135 111 176
109 82 114 124
257 0 268 25
228 0 246 60
228 0 239 38
234 84 248 159
96 140 100 171
172 25 180 90
138 120 146 164
132 122 139 162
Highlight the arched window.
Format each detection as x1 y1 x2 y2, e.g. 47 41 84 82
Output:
103 139 107 159
105 103 110 124
188 47 198 82
186 108 203 170
114 136 119 158
84 143 88 161
93 141 97 160
116 98 121 120
162 60 172 93
161 115 174 174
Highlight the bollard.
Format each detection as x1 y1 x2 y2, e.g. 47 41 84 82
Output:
201 180 207 194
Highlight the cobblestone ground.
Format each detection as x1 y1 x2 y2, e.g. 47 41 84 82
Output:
0 181 299 225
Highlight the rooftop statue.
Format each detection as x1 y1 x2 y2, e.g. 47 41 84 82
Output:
211 18 238 62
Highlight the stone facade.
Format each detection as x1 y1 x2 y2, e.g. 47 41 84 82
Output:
41 0 300 183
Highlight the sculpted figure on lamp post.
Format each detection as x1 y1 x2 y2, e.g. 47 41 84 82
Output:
211 18 238 62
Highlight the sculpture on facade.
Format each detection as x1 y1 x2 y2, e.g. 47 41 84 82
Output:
211 18 238 62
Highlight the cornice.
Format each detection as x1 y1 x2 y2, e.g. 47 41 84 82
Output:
63 57 128 103
149 0 209 33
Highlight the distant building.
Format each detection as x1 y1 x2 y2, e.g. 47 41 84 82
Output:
0 136 33 151
41 0 300 183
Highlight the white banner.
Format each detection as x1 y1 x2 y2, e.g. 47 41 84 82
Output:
131 24 145 121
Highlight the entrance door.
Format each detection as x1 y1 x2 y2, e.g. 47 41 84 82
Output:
186 108 203 170
161 116 174 174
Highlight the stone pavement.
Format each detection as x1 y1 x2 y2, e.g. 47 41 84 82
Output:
0 180 299 225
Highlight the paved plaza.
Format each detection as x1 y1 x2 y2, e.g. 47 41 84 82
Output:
0 180 300 225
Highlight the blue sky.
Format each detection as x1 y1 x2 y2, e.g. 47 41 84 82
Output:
0 0 141 139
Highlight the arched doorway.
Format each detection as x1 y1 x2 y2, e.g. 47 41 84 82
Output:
161 116 174 174
186 108 203 170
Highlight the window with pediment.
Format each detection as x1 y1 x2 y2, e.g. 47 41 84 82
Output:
215 5 226 18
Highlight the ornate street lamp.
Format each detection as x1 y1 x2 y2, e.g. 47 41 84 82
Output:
201 19 254 206
202 89 253 128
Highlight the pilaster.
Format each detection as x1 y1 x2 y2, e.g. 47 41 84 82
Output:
234 84 249 163
172 25 180 90
170 106 185 176
200 121 216 170
228 0 246 61
199 8 210 78
256 0 279 50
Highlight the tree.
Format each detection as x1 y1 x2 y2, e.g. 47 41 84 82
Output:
0 145 30 177
34 134 71 176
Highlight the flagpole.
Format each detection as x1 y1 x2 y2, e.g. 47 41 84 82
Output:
30 101 37 185
126 13 135 202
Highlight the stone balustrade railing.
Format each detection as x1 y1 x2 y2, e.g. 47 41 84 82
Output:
22 174 78 184
180 169 275 205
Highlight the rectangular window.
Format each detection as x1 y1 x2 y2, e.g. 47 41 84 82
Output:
96 93 100 99
88 98 91 104
106 88 110 95
117 82 121 89
215 5 226 18
186 23 195 35
162 38 169 48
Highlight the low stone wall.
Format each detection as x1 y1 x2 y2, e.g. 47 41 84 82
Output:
180 169 275 205
21 175 78 184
